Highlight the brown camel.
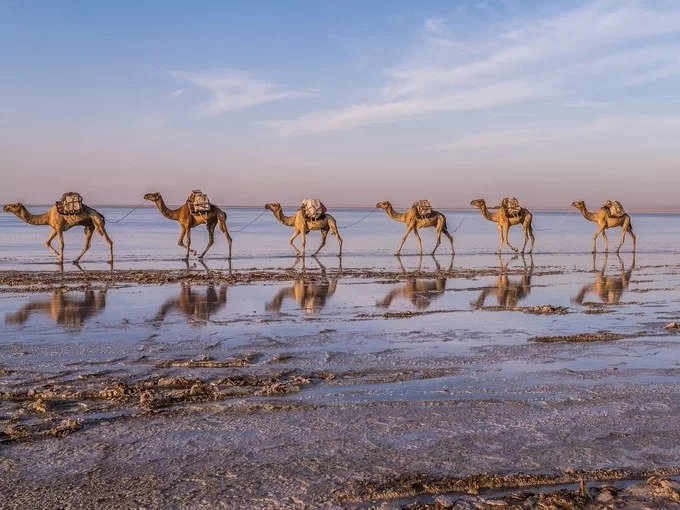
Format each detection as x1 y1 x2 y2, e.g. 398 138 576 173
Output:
5 289 107 329
470 198 535 254
264 203 342 257
154 284 228 323
375 201 454 256
571 201 636 253
143 192 232 260
2 202 113 264
377 255 452 309
471 254 534 309
571 253 635 305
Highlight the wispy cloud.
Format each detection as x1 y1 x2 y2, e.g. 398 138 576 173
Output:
168 88 184 99
265 1 680 136
171 69 317 116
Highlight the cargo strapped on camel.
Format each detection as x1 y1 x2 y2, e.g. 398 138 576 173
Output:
56 192 83 215
412 199 433 219
603 200 625 218
187 190 211 215
301 198 327 221
501 197 522 217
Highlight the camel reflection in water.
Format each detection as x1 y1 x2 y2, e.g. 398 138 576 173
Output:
377 254 453 310
572 253 635 305
5 289 107 329
154 284 228 323
471 254 534 309
266 257 338 314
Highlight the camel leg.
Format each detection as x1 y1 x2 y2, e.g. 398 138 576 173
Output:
183 228 192 261
288 230 302 256
199 223 216 259
57 231 65 262
527 224 535 254
396 226 414 256
431 227 442 255
602 230 609 253
177 227 197 257
628 226 637 252
73 226 94 264
327 219 343 257
413 227 424 255
443 228 455 255
219 216 233 259
592 227 605 253
313 230 328 256
94 217 114 262
44 229 61 260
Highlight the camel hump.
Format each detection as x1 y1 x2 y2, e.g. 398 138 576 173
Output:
187 190 211 214
603 200 625 218
412 199 433 219
57 192 83 215
501 197 522 216
301 198 327 220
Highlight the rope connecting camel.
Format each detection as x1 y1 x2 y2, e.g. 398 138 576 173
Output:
264 202 343 257
375 201 454 256
2 202 113 264
571 201 636 253
144 192 233 261
470 198 535 254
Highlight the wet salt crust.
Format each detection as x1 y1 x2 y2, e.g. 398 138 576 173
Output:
2 209 680 508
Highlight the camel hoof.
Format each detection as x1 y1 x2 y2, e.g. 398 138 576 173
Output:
72 260 80 265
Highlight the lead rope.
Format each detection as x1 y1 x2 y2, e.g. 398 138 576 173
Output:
339 208 379 229
230 210 269 232
533 208 575 232
108 200 148 223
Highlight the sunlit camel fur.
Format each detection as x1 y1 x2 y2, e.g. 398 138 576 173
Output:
143 192 232 260
5 289 107 329
2 203 113 264
470 198 535 254
154 284 228 323
571 253 635 305
265 259 338 313
375 201 454 256
471 254 534 309
376 255 453 309
264 202 342 257
571 200 636 253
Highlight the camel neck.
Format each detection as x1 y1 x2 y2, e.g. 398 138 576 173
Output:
270 207 296 227
14 205 52 226
154 196 182 220
477 203 497 222
577 206 597 222
383 205 408 223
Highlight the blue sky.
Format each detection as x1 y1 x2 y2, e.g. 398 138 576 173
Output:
2 0 680 209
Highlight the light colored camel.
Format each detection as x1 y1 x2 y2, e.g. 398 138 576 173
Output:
471 254 534 309
571 253 635 305
470 198 535 254
571 201 636 253
3 203 113 264
144 193 232 260
264 203 342 257
375 201 454 256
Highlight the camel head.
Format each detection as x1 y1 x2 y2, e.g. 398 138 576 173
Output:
144 192 162 202
3 203 22 213
264 202 281 212
470 199 486 208
376 201 391 210
571 200 585 209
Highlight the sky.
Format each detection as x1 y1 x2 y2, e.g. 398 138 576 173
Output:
1 0 680 210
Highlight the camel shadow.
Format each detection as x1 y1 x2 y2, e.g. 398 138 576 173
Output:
154 284 228 324
5 288 107 330
571 253 635 305
471 254 534 309
266 257 338 314
377 254 453 310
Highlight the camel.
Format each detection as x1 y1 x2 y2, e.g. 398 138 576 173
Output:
571 201 636 253
5 289 107 329
154 284 228 323
470 198 535 254
264 202 342 257
572 253 635 305
143 192 232 260
2 202 113 264
471 254 534 309
375 201 454 256
377 255 452 309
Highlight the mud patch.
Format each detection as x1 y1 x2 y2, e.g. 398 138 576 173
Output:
529 332 630 343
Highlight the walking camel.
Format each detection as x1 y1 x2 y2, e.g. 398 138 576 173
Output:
2 202 113 264
143 193 232 260
375 201 454 256
571 201 636 253
264 203 342 257
470 198 535 254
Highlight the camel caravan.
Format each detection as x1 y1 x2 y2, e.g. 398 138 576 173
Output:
2 190 637 263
